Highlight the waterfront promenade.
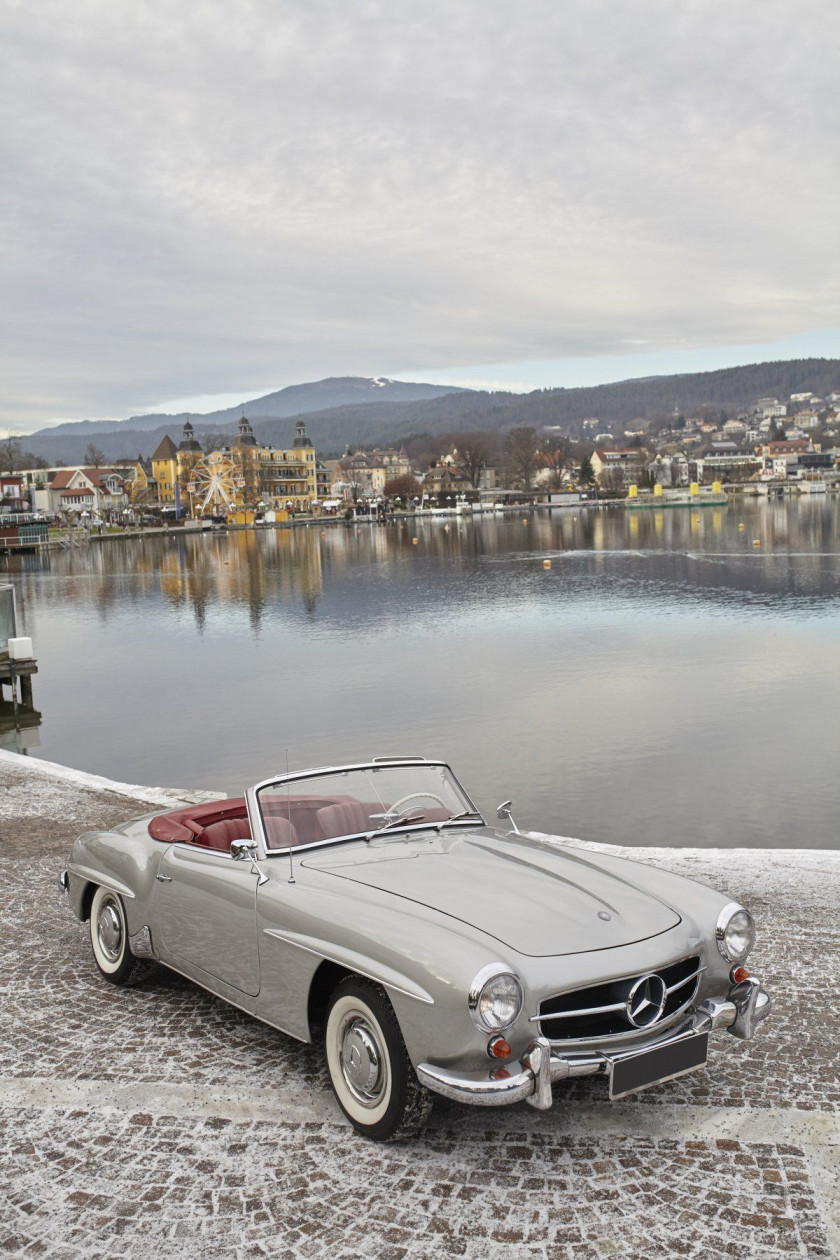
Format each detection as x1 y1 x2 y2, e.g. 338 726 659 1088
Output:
1 748 838 1257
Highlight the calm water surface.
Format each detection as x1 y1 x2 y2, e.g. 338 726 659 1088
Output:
3 498 838 848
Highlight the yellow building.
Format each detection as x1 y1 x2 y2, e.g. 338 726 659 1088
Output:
149 417 319 515
127 461 157 505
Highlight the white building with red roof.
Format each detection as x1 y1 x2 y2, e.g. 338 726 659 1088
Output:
37 467 127 517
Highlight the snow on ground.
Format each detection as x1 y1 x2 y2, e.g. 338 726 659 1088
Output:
1 752 838 1257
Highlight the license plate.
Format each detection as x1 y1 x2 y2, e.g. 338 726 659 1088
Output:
608 1033 709 1100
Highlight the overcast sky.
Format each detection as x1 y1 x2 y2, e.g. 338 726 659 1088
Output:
2 0 838 433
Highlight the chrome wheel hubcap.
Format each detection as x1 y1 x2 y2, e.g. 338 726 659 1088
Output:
97 902 122 962
340 1016 385 1107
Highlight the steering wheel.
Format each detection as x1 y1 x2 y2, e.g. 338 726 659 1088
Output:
388 792 449 814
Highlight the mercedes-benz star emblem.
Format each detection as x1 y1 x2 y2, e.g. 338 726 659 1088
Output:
625 973 667 1028
597 911 612 921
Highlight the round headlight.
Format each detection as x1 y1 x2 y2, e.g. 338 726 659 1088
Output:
716 903 755 963
469 965 524 1033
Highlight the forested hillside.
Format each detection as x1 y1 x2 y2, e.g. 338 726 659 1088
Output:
13 359 839 464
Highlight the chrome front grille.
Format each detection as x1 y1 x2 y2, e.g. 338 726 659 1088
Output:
537 956 704 1042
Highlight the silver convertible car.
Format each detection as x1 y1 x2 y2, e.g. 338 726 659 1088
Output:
60 758 771 1141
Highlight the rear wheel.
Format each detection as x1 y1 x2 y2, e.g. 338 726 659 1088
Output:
324 977 433 1141
89 886 152 986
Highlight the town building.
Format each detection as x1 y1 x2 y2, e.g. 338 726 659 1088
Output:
32 467 128 517
758 439 813 479
0 476 25 513
591 448 648 488
421 464 471 498
334 448 412 497
140 417 320 514
694 453 762 482
755 399 787 419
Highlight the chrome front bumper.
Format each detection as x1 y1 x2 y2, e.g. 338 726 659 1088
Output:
417 977 771 1109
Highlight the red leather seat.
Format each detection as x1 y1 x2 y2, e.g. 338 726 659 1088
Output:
316 800 381 840
149 798 249 844
196 816 253 852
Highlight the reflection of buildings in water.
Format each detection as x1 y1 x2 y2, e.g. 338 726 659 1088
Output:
19 530 329 632
153 531 325 629
3 500 837 643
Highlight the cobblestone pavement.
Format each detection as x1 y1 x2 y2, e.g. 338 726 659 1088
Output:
1 753 838 1257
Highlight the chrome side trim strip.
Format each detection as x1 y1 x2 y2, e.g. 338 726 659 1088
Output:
261 928 435 1005
70 868 136 901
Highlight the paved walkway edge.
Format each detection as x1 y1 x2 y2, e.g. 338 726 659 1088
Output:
2 1076 839 1145
0 747 223 807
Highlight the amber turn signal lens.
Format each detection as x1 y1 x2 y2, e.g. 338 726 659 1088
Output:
488 1036 512 1060
730 965 751 984
490 1067 511 1080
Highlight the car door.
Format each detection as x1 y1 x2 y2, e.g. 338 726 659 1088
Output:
155 843 261 996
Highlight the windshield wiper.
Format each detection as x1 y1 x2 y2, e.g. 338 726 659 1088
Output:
444 810 484 824
372 812 425 833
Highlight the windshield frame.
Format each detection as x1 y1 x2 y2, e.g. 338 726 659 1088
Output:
246 759 484 856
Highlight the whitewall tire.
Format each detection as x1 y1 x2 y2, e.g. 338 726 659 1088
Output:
89 886 150 986
324 977 433 1141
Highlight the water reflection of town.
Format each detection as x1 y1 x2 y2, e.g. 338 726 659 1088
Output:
2 497 838 637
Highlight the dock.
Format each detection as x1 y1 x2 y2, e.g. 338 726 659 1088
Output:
0 655 37 709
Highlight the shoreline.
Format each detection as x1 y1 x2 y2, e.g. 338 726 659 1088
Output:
6 485 837 554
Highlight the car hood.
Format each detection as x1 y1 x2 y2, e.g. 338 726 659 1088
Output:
301 829 680 957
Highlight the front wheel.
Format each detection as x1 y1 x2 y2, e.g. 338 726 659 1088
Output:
324 977 433 1141
89 886 153 986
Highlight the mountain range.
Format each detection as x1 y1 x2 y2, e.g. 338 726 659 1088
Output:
14 359 840 466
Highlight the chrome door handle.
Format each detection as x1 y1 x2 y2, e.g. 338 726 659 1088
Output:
155 873 173 882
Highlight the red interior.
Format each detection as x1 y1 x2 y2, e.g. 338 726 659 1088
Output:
148 795 454 854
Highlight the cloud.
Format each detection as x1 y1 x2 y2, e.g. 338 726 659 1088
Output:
1 0 838 427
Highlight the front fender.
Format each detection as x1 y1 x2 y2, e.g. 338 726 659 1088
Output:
65 829 163 937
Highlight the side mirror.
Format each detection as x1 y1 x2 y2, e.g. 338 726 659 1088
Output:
496 800 520 835
231 839 258 861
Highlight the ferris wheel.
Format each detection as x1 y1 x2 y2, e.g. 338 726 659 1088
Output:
186 453 245 513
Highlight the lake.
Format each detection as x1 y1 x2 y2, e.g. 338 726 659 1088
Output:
2 497 838 848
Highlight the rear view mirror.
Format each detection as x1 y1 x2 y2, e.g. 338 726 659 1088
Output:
231 839 258 861
496 800 520 834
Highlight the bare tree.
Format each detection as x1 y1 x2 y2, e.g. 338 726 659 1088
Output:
383 474 421 499
202 430 232 453
0 436 22 474
84 443 106 467
538 435 568 489
600 466 625 495
454 432 490 489
504 426 538 490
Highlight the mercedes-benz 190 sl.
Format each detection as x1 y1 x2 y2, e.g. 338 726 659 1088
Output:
59 757 771 1141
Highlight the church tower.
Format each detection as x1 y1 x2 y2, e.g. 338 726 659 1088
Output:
179 419 201 452
236 414 258 447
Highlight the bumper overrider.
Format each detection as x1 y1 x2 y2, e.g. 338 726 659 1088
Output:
417 977 771 1109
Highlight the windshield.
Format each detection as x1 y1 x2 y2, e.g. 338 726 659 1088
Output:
257 762 481 851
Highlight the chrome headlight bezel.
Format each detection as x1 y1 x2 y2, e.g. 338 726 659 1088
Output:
715 902 755 963
468 963 524 1033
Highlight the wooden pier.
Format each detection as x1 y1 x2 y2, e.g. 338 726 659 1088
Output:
0 656 37 709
